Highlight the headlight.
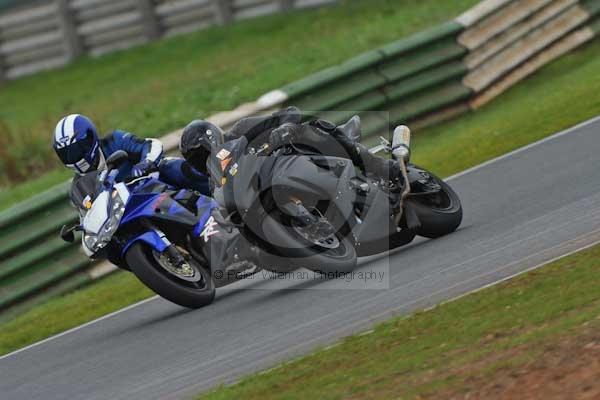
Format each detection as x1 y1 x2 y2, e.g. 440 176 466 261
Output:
83 190 126 255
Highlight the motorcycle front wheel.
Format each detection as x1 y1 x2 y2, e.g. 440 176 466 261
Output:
126 243 215 309
257 208 357 274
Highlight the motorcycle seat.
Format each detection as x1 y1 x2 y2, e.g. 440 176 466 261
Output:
337 115 362 142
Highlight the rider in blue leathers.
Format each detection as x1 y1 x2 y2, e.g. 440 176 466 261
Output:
55 114 262 277
52 114 210 213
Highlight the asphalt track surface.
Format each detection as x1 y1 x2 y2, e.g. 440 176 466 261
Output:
2 117 600 400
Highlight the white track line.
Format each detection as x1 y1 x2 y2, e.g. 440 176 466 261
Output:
429 237 600 311
1 115 599 362
0 296 158 361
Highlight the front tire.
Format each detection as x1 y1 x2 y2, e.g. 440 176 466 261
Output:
408 174 462 239
255 208 357 274
259 234 357 275
295 234 357 275
126 243 215 309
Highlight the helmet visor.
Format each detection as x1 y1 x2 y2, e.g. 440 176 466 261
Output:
186 146 211 175
55 133 96 165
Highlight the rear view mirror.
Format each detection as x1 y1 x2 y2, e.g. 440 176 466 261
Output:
106 150 128 169
60 224 77 243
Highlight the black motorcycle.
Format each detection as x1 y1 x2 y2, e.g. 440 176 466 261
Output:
203 116 463 274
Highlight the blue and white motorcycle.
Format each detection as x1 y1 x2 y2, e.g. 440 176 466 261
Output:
61 151 258 309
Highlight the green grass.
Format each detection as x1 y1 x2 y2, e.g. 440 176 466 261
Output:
0 0 478 188
1 35 599 357
195 245 600 400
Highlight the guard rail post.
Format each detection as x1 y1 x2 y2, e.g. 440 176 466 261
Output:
0 24 4 83
137 0 161 41
0 49 5 83
55 0 84 61
213 0 233 25
280 0 295 12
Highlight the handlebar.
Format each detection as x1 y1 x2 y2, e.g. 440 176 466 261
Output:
255 143 273 156
124 171 158 185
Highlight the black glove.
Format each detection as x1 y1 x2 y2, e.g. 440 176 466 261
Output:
131 159 156 179
268 123 299 151
273 106 303 125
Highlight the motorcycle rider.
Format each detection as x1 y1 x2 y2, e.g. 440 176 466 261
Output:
52 114 210 213
54 114 263 280
179 107 402 189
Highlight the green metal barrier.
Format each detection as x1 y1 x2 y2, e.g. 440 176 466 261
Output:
282 20 471 136
583 0 600 33
582 0 600 15
0 182 88 313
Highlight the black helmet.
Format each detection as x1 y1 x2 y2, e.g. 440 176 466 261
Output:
180 120 224 175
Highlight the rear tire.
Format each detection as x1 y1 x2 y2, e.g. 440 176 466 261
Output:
126 243 215 309
409 175 462 239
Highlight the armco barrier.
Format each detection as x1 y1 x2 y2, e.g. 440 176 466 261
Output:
1 0 599 316
281 21 470 135
0 182 87 316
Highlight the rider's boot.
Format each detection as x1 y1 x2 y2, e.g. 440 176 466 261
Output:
359 146 402 183
331 131 402 183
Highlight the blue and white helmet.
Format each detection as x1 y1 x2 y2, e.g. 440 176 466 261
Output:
53 114 102 174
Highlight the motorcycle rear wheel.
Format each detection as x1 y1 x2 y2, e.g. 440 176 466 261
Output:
126 243 215 309
408 173 462 239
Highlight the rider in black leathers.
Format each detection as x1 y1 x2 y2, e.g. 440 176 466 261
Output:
180 107 401 189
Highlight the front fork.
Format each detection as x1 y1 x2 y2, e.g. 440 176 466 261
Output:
122 220 183 265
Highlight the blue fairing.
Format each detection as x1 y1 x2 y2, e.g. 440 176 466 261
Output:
117 177 219 257
120 178 170 225
122 230 169 256
193 196 219 237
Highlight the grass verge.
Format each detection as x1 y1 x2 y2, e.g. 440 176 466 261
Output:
196 243 600 399
1 32 599 358
0 0 477 188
